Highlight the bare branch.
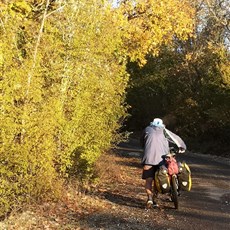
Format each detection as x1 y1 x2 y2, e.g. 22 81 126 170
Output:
26 0 50 98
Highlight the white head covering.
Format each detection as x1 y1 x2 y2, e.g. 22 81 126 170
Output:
150 118 165 128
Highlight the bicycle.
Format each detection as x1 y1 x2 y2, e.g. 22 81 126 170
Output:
155 147 191 209
164 147 188 209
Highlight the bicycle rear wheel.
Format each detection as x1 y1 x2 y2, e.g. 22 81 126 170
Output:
171 175 179 209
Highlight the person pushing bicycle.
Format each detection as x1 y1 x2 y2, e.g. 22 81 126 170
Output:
140 118 186 209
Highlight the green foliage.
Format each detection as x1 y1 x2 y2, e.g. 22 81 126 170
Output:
0 0 195 216
0 0 128 215
125 0 230 156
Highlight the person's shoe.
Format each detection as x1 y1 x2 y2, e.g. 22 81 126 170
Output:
146 199 153 209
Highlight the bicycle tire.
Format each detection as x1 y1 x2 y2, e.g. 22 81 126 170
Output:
171 175 179 209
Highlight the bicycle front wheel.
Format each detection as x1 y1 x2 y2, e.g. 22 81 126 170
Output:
171 175 179 209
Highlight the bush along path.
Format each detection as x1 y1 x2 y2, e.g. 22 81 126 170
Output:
0 141 229 230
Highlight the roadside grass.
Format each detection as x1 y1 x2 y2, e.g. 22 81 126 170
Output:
0 150 129 230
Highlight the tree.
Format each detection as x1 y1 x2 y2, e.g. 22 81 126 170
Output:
0 0 129 215
0 0 195 215
119 0 195 65
125 0 230 155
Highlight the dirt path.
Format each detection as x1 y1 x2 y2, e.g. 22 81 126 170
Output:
79 140 230 230
1 139 229 229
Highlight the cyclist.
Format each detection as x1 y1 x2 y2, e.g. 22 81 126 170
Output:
140 118 186 208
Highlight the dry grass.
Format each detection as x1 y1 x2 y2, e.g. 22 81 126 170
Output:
0 150 138 229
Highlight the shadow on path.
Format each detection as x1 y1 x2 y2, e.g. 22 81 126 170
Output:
99 191 144 209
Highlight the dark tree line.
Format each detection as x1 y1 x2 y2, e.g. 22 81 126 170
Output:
125 0 230 156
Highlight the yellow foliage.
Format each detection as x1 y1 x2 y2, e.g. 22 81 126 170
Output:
185 98 198 107
0 43 3 66
119 0 195 65
0 0 196 216
9 0 32 19
0 0 129 215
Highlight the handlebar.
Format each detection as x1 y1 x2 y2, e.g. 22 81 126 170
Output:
169 147 185 154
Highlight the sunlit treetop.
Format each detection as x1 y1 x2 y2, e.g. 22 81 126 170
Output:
115 0 195 65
